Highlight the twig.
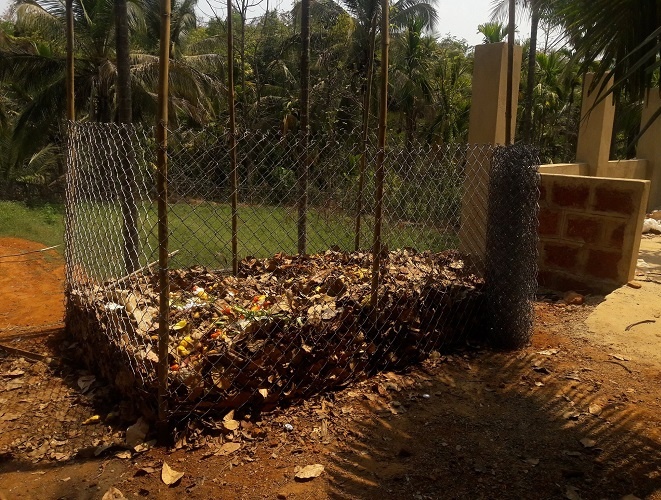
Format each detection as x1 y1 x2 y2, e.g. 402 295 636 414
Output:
625 319 656 331
107 250 179 287
0 343 52 362
0 244 61 259
602 360 632 374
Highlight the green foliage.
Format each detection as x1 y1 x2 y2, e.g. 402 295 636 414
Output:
0 201 64 247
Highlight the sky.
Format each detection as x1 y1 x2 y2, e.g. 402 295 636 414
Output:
1 0 532 48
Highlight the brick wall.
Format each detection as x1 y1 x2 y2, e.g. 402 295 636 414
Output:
538 174 650 293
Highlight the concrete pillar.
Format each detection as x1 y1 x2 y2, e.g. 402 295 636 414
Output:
461 42 522 271
575 73 615 176
638 89 661 210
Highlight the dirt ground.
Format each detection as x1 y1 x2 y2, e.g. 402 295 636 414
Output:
2 237 661 500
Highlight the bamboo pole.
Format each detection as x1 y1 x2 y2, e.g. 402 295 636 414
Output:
505 0 515 145
369 0 389 310
156 0 172 434
65 0 74 120
297 0 310 255
228 0 239 275
354 14 377 251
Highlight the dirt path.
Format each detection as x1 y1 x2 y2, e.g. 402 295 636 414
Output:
1 238 661 499
0 238 64 335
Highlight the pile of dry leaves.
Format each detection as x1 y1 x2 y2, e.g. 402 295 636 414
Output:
67 249 484 418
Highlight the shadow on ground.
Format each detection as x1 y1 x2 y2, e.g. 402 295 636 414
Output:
323 345 661 499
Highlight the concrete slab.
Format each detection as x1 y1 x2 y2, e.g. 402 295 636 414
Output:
585 235 661 364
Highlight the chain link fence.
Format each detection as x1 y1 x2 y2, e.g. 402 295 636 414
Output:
64 122 539 424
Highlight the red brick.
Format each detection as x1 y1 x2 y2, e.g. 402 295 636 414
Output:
543 243 579 271
584 249 622 280
565 215 602 244
592 187 634 215
607 223 626 248
551 184 589 209
538 208 561 236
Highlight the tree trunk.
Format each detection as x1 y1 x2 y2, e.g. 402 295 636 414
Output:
297 0 310 255
520 1 539 143
115 0 139 274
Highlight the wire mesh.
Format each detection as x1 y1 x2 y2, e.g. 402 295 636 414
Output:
485 144 540 348
63 122 539 425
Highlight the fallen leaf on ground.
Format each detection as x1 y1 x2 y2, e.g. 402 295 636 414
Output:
161 462 184 485
126 417 149 447
135 467 156 476
580 438 596 448
294 464 325 481
215 442 241 456
77 375 96 393
1 370 25 378
588 404 603 416
537 349 559 356
82 415 101 425
565 485 582 500
101 487 126 499
115 450 132 459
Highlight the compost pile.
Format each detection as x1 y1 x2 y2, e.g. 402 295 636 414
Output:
68 249 484 416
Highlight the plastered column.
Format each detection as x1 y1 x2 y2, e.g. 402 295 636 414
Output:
460 42 522 271
638 89 661 210
575 73 615 176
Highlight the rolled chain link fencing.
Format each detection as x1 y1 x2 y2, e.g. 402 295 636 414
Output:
64 121 539 423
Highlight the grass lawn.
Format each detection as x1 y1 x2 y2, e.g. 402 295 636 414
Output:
2 200 457 280
0 201 65 249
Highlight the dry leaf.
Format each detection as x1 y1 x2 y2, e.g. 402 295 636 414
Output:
126 417 149 447
588 404 603 416
579 438 596 448
294 464 325 481
223 419 240 431
215 442 241 456
161 462 184 485
258 388 268 398
77 375 96 393
82 415 101 425
115 450 132 459
101 486 126 499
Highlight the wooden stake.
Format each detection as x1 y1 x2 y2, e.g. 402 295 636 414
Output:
65 0 74 120
505 0 515 145
228 0 239 275
156 0 172 435
370 0 389 311
297 0 310 255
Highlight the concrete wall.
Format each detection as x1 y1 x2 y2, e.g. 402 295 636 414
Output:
638 90 661 210
539 160 648 180
460 42 522 272
538 173 650 293
575 73 615 177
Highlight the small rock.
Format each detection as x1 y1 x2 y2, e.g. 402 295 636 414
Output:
284 423 294 432
626 281 642 289
563 291 584 306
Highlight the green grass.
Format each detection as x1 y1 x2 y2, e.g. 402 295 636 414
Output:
0 201 65 249
2 200 457 280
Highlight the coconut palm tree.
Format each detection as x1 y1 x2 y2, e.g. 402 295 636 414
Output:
477 21 507 43
551 0 661 145
0 0 222 175
391 16 435 148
